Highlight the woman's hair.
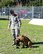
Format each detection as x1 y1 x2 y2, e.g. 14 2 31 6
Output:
10 10 14 14
10 10 17 16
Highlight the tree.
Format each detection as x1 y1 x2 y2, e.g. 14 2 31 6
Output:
0 0 43 8
0 0 14 7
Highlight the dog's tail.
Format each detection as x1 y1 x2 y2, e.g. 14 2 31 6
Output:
32 42 43 45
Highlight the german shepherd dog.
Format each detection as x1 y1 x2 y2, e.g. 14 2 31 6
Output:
14 35 32 48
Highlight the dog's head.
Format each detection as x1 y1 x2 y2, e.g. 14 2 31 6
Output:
14 38 20 46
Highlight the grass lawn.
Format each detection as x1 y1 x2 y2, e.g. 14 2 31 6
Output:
0 20 43 54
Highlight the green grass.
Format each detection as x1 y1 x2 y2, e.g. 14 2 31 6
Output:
0 20 43 54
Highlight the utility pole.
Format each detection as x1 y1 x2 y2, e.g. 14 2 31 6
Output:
42 0 43 5
7 5 9 20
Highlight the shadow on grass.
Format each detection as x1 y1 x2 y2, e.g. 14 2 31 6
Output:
32 46 39 48
32 42 43 45
31 42 43 48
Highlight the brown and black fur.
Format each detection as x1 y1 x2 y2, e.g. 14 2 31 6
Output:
14 35 32 48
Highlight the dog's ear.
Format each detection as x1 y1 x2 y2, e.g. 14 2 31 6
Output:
22 35 24 37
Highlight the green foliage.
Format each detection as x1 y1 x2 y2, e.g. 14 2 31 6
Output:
0 0 42 7
0 0 13 7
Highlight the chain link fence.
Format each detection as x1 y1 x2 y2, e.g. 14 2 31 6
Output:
0 6 43 19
